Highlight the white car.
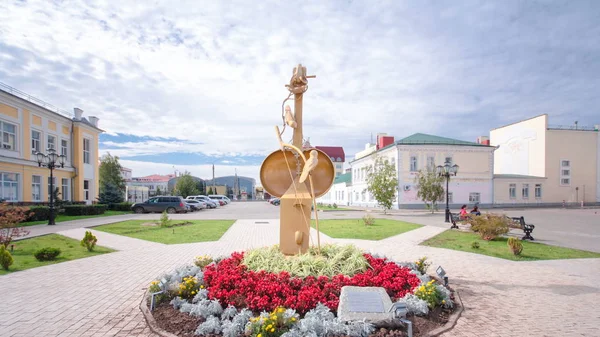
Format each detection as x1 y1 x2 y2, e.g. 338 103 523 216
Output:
187 195 219 208
184 199 207 210
208 194 231 205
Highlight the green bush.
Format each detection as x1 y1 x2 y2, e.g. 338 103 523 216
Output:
362 213 375 226
469 214 510 241
159 211 171 228
34 247 62 261
471 241 480 249
507 237 523 256
0 245 14 270
80 231 98 252
63 205 107 216
332 203 338 209
27 206 51 221
107 202 133 212
242 244 368 278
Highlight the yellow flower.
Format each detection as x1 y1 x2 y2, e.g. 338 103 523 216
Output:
200 285 205 289
278 307 285 313
291 317 296 322
271 328 275 332
442 300 446 304
257 334 262 337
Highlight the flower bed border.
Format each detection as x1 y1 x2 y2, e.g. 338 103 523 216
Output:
139 278 464 337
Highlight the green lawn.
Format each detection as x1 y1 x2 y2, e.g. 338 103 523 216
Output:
1 234 114 275
19 210 131 227
312 219 422 240
317 205 350 211
421 230 600 261
93 220 236 244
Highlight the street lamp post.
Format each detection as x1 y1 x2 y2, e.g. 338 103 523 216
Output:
35 149 66 225
436 158 459 223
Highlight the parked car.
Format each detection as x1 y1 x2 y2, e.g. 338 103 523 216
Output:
185 199 207 211
186 196 218 209
270 198 280 206
209 195 231 204
132 196 187 214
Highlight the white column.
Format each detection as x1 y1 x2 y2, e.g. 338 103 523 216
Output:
597 133 600 202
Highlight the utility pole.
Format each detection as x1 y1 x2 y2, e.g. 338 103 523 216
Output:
212 164 216 194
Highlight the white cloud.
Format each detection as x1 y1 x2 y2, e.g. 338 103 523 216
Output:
1 0 599 164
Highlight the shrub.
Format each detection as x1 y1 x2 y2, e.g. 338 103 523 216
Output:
414 256 431 274
178 276 202 300
469 214 509 241
107 202 133 212
194 255 214 269
0 203 32 247
0 245 13 270
159 211 170 227
27 206 51 221
362 213 375 226
471 241 480 249
34 247 62 261
63 205 107 216
247 306 298 337
242 244 369 278
332 203 338 209
414 280 443 308
80 231 98 252
507 237 523 255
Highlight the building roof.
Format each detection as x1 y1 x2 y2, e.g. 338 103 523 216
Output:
396 133 487 146
133 174 175 182
333 172 352 184
494 174 546 179
315 146 345 162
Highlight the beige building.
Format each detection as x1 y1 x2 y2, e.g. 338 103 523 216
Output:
490 114 600 206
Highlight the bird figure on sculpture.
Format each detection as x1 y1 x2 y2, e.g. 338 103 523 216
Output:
299 150 318 183
284 105 297 128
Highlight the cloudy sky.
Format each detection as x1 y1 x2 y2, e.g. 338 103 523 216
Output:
1 0 599 183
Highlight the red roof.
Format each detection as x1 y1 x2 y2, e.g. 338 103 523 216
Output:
315 146 345 162
132 174 175 182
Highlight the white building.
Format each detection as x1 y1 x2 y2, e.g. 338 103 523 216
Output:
348 133 496 209
317 172 352 206
128 174 174 196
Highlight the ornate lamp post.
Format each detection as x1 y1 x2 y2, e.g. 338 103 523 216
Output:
436 158 459 223
35 149 66 225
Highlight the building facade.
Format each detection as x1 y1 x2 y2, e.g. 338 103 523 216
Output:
339 133 495 209
315 146 345 176
128 174 175 196
317 172 352 206
491 114 600 206
0 84 102 204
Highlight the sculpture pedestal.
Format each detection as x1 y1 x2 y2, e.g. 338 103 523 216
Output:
280 178 312 255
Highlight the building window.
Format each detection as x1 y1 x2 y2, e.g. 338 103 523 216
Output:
47 177 57 201
390 157 395 169
427 156 435 170
522 184 529 199
84 180 90 201
61 139 68 160
509 184 516 199
560 159 571 185
0 172 19 201
535 184 542 199
335 163 342 169
410 156 418 172
1 121 17 150
32 175 42 201
361 190 366 201
469 192 480 203
83 138 91 164
47 135 56 150
31 130 41 154
447 192 453 204
62 178 70 201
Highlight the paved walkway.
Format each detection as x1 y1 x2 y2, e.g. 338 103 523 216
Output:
1 216 599 336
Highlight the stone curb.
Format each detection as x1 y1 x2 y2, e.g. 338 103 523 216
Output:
425 289 464 337
139 288 179 337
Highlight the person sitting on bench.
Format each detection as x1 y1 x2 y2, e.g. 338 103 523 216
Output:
459 204 468 219
470 205 481 216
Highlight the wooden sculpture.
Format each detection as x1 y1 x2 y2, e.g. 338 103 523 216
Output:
260 64 335 255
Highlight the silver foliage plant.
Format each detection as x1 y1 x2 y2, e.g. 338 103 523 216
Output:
345 320 376 337
190 299 223 318
221 308 252 337
159 264 202 294
402 294 429 316
221 305 238 321
436 285 454 308
170 296 188 310
284 303 376 337
192 289 209 303
195 316 222 335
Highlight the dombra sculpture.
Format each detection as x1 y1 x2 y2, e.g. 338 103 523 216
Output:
260 64 335 255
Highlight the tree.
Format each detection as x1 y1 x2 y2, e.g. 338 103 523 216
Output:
196 181 206 195
208 187 214 195
99 153 126 194
366 157 398 214
0 203 31 248
155 186 162 196
175 173 199 198
414 169 445 213
97 183 124 204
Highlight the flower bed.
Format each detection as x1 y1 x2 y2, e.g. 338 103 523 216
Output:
147 247 457 337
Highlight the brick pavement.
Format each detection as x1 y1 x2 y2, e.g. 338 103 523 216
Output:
1 216 599 336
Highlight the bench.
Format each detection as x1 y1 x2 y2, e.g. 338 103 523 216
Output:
508 216 535 241
448 211 461 229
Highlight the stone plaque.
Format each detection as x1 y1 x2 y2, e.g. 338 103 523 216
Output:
347 291 385 313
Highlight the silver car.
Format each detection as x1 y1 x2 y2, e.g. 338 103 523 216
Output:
185 199 207 211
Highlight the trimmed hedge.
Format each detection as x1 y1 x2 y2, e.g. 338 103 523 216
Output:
105 202 133 212
27 206 51 221
63 205 107 216
34 247 62 261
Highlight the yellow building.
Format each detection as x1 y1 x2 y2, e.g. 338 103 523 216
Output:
491 114 600 206
0 84 103 204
